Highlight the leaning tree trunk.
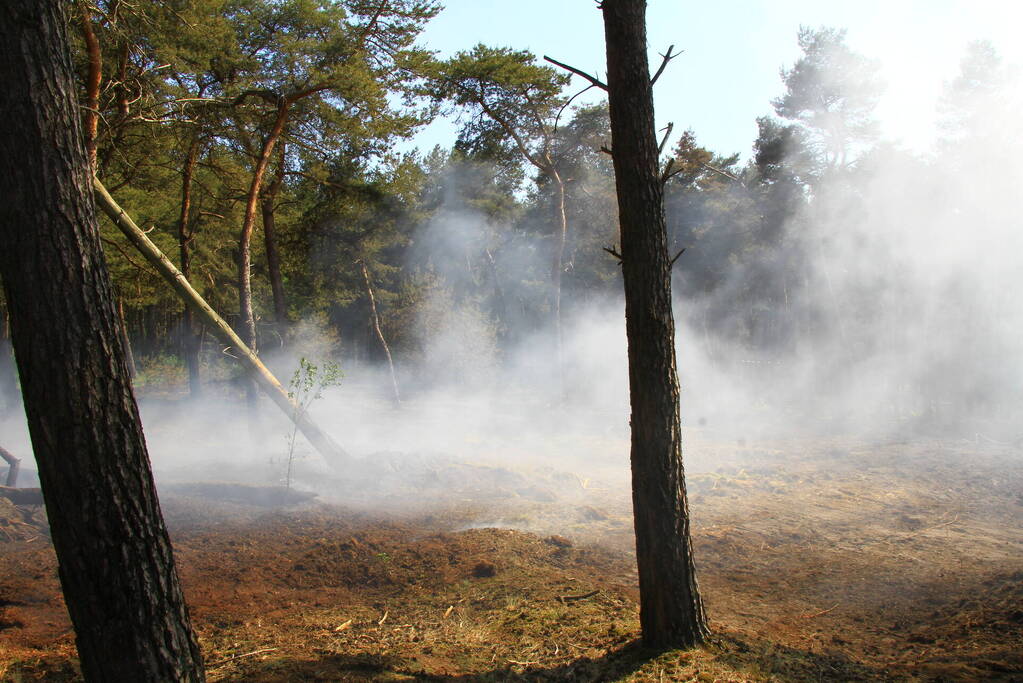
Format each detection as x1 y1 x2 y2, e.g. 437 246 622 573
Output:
95 180 353 470
0 2 206 680
601 0 709 648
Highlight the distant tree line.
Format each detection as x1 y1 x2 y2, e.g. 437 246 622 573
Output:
0 5 1015 413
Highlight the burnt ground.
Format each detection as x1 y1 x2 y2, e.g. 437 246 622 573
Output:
1 436 1021 681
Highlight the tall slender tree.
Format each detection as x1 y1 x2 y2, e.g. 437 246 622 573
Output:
600 0 709 647
0 1 205 679
228 0 439 356
773 27 882 176
435 46 572 389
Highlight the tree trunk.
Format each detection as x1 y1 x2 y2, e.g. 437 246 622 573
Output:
0 446 20 488
262 141 289 332
238 102 290 354
78 2 101 172
484 247 509 342
0 2 206 679
0 486 42 506
178 138 202 396
601 0 709 648
360 262 401 406
117 298 137 379
238 103 289 414
551 173 568 396
0 302 16 408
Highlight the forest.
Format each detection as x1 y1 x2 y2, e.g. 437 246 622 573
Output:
1 0 1022 681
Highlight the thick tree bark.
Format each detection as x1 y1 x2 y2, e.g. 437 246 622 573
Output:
262 141 289 331
360 262 401 406
0 2 206 680
117 298 137 379
0 303 16 407
178 138 202 396
601 0 709 648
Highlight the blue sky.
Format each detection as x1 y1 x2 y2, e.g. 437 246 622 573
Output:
410 0 1022 160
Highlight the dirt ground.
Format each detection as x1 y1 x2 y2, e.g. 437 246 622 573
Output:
1 435 1021 681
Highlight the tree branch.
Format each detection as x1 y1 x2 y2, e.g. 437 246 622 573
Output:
285 84 330 103
100 236 160 277
232 89 282 107
543 55 608 91
650 45 682 87
658 122 674 156
357 0 388 42
660 158 676 184
476 98 550 172
554 83 597 132
702 162 743 185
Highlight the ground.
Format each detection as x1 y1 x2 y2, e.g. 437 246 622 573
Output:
0 435 1021 681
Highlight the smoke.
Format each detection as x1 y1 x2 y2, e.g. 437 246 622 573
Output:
3 38 1021 502
666 38 1023 443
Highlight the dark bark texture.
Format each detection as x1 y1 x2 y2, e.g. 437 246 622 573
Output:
0 2 205 680
601 0 709 648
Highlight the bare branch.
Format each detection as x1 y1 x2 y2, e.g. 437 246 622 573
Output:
543 55 608 91
650 45 682 87
100 236 159 277
603 245 623 263
658 122 674 156
554 83 597 132
600 145 613 156
702 162 743 185
669 247 686 267
357 0 388 42
660 158 676 184
476 98 549 172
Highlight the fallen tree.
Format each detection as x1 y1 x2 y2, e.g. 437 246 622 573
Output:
93 178 352 471
0 446 19 486
0 486 43 506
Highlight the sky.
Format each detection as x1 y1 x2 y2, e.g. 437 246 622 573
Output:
410 0 1023 159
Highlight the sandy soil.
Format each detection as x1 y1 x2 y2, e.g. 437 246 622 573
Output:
1 435 1021 681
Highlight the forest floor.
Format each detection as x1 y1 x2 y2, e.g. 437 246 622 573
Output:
0 432 1021 681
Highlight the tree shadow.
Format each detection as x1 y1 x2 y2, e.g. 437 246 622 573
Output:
215 632 892 682
706 632 888 682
